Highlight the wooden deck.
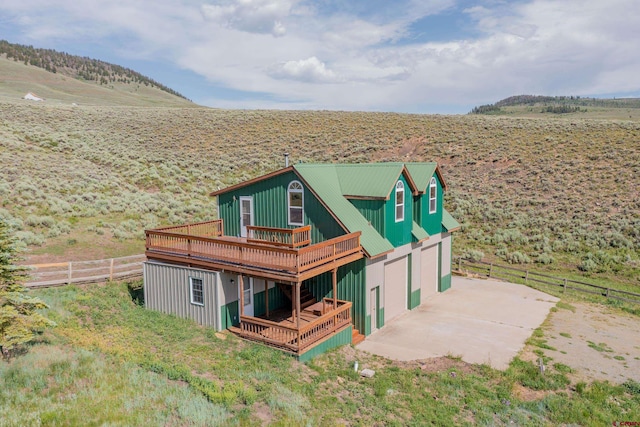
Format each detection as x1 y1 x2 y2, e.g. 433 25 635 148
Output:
237 299 353 354
145 220 363 282
145 220 361 354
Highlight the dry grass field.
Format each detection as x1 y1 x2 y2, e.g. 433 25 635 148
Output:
1 99 638 292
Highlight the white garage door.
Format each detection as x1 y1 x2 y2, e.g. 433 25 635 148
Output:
384 257 407 322
421 244 439 301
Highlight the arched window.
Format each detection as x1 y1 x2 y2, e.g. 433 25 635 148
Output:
395 180 404 222
429 177 437 214
288 181 304 225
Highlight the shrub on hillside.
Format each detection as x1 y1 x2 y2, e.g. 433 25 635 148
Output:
505 251 531 264
462 249 484 262
535 253 554 265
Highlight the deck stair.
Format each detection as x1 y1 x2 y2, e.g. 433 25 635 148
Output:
351 328 365 345
276 282 317 310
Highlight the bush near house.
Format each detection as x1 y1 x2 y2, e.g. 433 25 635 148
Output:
0 220 55 359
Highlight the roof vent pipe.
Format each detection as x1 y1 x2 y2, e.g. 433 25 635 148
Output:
284 152 290 167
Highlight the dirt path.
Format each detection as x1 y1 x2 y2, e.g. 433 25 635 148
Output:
522 302 640 384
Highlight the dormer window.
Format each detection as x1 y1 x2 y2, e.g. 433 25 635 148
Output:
395 181 404 222
288 181 304 225
429 177 437 214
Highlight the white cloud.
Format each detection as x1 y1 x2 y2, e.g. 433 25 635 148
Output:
201 0 295 37
268 57 339 83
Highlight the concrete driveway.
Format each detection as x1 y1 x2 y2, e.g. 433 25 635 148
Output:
356 276 559 370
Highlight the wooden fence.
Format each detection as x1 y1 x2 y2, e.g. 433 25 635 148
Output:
456 258 640 305
24 254 145 288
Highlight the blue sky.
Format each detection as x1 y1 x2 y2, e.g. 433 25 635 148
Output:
1 0 639 113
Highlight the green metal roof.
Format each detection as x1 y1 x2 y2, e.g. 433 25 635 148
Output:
334 163 406 199
293 162 458 257
294 164 395 257
405 162 437 192
442 208 461 232
411 221 430 242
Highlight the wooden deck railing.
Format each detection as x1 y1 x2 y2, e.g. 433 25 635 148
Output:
145 230 361 276
152 219 223 238
247 225 311 248
239 300 352 353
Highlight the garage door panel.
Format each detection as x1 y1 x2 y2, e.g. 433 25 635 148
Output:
441 238 451 276
384 257 407 323
421 245 438 301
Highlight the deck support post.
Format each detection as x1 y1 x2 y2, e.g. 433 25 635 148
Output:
266 281 270 317
239 275 244 319
291 282 296 323
332 268 338 311
296 281 301 349
296 282 301 329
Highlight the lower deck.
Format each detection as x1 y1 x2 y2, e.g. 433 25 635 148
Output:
233 298 353 355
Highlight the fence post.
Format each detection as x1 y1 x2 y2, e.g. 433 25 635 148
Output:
109 258 114 281
606 288 610 298
68 262 72 282
525 270 529 284
563 278 567 293
458 257 462 272
489 263 493 278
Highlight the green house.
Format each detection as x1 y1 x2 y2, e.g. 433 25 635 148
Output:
144 162 460 360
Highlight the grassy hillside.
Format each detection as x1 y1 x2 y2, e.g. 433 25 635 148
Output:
0 102 638 290
0 55 193 107
1 280 637 425
471 95 640 120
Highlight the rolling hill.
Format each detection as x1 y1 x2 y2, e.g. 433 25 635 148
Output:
0 41 192 107
470 95 640 120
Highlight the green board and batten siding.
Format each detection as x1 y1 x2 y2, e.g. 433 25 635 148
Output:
217 170 343 244
221 301 238 329
297 325 352 362
304 258 367 335
349 199 385 236
421 175 444 236
253 286 288 317
385 174 413 247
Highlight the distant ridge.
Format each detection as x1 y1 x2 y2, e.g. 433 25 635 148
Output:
470 95 640 116
0 39 188 100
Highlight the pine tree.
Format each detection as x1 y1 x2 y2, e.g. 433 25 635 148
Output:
0 220 55 360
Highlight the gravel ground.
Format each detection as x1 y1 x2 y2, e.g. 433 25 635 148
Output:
522 302 640 384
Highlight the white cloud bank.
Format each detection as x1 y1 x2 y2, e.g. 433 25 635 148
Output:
201 0 294 36
1 0 639 112
268 57 339 83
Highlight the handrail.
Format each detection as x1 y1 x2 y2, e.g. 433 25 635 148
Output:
299 300 351 335
239 315 298 332
145 229 361 276
246 225 311 248
239 299 352 353
150 219 224 238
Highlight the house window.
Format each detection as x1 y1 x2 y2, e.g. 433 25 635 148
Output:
190 277 204 306
288 181 304 225
429 177 437 214
395 180 404 222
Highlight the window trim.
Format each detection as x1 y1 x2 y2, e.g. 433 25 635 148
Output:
189 277 204 306
429 177 437 214
395 180 405 222
287 180 304 226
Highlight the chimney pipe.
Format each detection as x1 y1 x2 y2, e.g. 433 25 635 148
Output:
284 152 290 167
